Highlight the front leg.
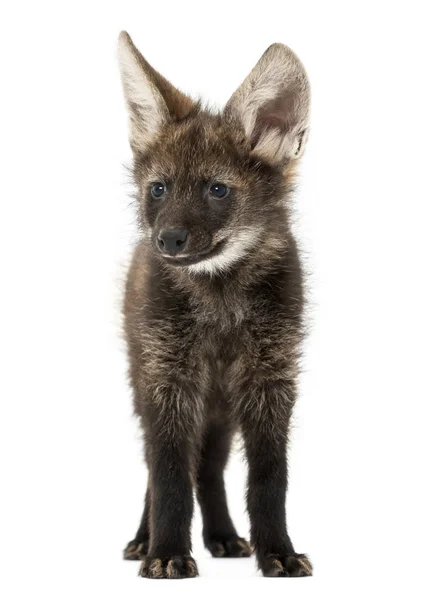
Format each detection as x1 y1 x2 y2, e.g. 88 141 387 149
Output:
139 382 204 579
236 378 312 577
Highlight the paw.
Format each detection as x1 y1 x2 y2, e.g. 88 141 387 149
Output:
261 553 312 577
207 536 252 558
123 540 148 560
140 555 198 579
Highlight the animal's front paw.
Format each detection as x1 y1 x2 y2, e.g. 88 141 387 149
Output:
260 553 312 577
123 539 148 560
140 555 198 579
206 536 252 558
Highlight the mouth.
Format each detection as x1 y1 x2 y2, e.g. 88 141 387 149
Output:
160 239 227 267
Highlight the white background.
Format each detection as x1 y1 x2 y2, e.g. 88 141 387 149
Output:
1 1 422 598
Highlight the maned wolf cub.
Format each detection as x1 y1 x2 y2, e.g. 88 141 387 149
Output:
118 31 312 579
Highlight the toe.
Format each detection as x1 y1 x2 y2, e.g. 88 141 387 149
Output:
261 555 286 577
140 557 164 578
282 554 313 577
166 556 198 578
224 538 252 557
209 536 252 558
209 541 226 557
261 553 312 577
123 540 147 560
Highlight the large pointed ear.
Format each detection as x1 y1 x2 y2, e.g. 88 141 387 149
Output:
117 31 196 153
224 44 310 164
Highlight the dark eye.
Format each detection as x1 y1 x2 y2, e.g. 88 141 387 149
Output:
151 182 166 198
209 183 229 199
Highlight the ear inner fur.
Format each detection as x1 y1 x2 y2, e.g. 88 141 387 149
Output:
224 43 310 164
118 31 197 152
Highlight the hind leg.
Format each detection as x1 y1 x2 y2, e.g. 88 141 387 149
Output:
123 486 150 560
196 421 252 558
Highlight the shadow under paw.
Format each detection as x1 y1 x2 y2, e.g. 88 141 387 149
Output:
208 536 252 558
140 555 198 579
261 553 312 577
123 540 148 560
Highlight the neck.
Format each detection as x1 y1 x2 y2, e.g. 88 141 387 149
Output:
152 226 290 329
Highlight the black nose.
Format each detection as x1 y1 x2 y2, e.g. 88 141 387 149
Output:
157 228 188 255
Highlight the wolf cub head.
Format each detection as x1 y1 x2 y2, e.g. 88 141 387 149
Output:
118 32 310 275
